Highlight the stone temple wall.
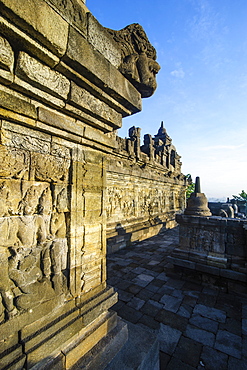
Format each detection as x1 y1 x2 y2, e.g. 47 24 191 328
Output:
106 125 186 253
0 1 184 368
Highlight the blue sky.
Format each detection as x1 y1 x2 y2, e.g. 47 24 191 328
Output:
87 0 247 200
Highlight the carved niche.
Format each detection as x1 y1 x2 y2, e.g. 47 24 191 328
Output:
106 23 160 98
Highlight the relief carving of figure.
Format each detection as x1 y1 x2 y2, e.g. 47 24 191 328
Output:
8 185 55 311
49 187 68 294
0 182 19 318
106 23 160 97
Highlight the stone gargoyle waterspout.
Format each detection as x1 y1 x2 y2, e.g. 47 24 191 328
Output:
106 23 160 98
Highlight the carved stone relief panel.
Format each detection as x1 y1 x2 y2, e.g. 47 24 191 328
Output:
31 152 70 182
0 135 71 321
16 52 70 99
0 145 29 179
106 180 177 225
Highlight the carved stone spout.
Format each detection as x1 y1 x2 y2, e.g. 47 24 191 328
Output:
106 23 160 98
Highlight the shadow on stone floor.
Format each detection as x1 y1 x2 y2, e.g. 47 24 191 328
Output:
107 227 247 370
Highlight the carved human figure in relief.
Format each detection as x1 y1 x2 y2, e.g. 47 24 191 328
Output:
106 23 160 98
0 182 18 319
8 185 55 311
49 187 68 294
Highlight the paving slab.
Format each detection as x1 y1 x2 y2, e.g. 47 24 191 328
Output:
156 309 188 332
117 305 143 324
127 297 145 310
160 294 183 313
189 313 219 333
199 346 228 370
173 336 202 367
158 323 182 355
228 357 247 370
243 318 247 335
214 330 242 359
193 303 226 323
106 227 247 369
185 324 215 346
219 317 242 336
166 357 197 370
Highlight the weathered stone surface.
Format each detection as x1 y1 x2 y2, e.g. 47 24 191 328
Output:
0 87 37 118
106 23 160 98
65 26 142 114
189 313 219 333
0 0 69 56
1 120 50 152
69 81 121 128
0 14 60 68
185 324 215 346
16 52 70 99
48 0 88 34
199 346 228 370
158 323 182 354
0 34 14 72
193 304 226 323
214 330 242 359
88 14 121 68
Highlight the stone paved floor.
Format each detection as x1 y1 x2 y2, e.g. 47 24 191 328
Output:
107 227 247 370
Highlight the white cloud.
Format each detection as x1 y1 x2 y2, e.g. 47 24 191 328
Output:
170 68 185 79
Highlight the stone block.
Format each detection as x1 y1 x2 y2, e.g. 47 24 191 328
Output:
196 262 220 276
0 87 37 118
0 333 18 354
69 81 122 128
0 68 13 84
81 291 118 327
160 294 182 313
74 318 128 370
0 14 60 68
185 324 215 346
106 320 159 370
14 76 65 108
26 316 83 368
48 0 88 34
0 345 24 369
84 125 115 148
16 52 70 99
193 304 226 323
2 119 51 152
199 346 228 370
0 0 69 56
63 311 117 369
64 27 142 114
189 313 218 333
30 352 65 370
214 330 242 359
168 256 196 270
88 13 121 68
158 323 182 355
173 336 202 367
0 34 14 72
220 269 247 282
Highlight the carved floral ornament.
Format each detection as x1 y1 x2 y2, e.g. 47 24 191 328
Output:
106 23 160 98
